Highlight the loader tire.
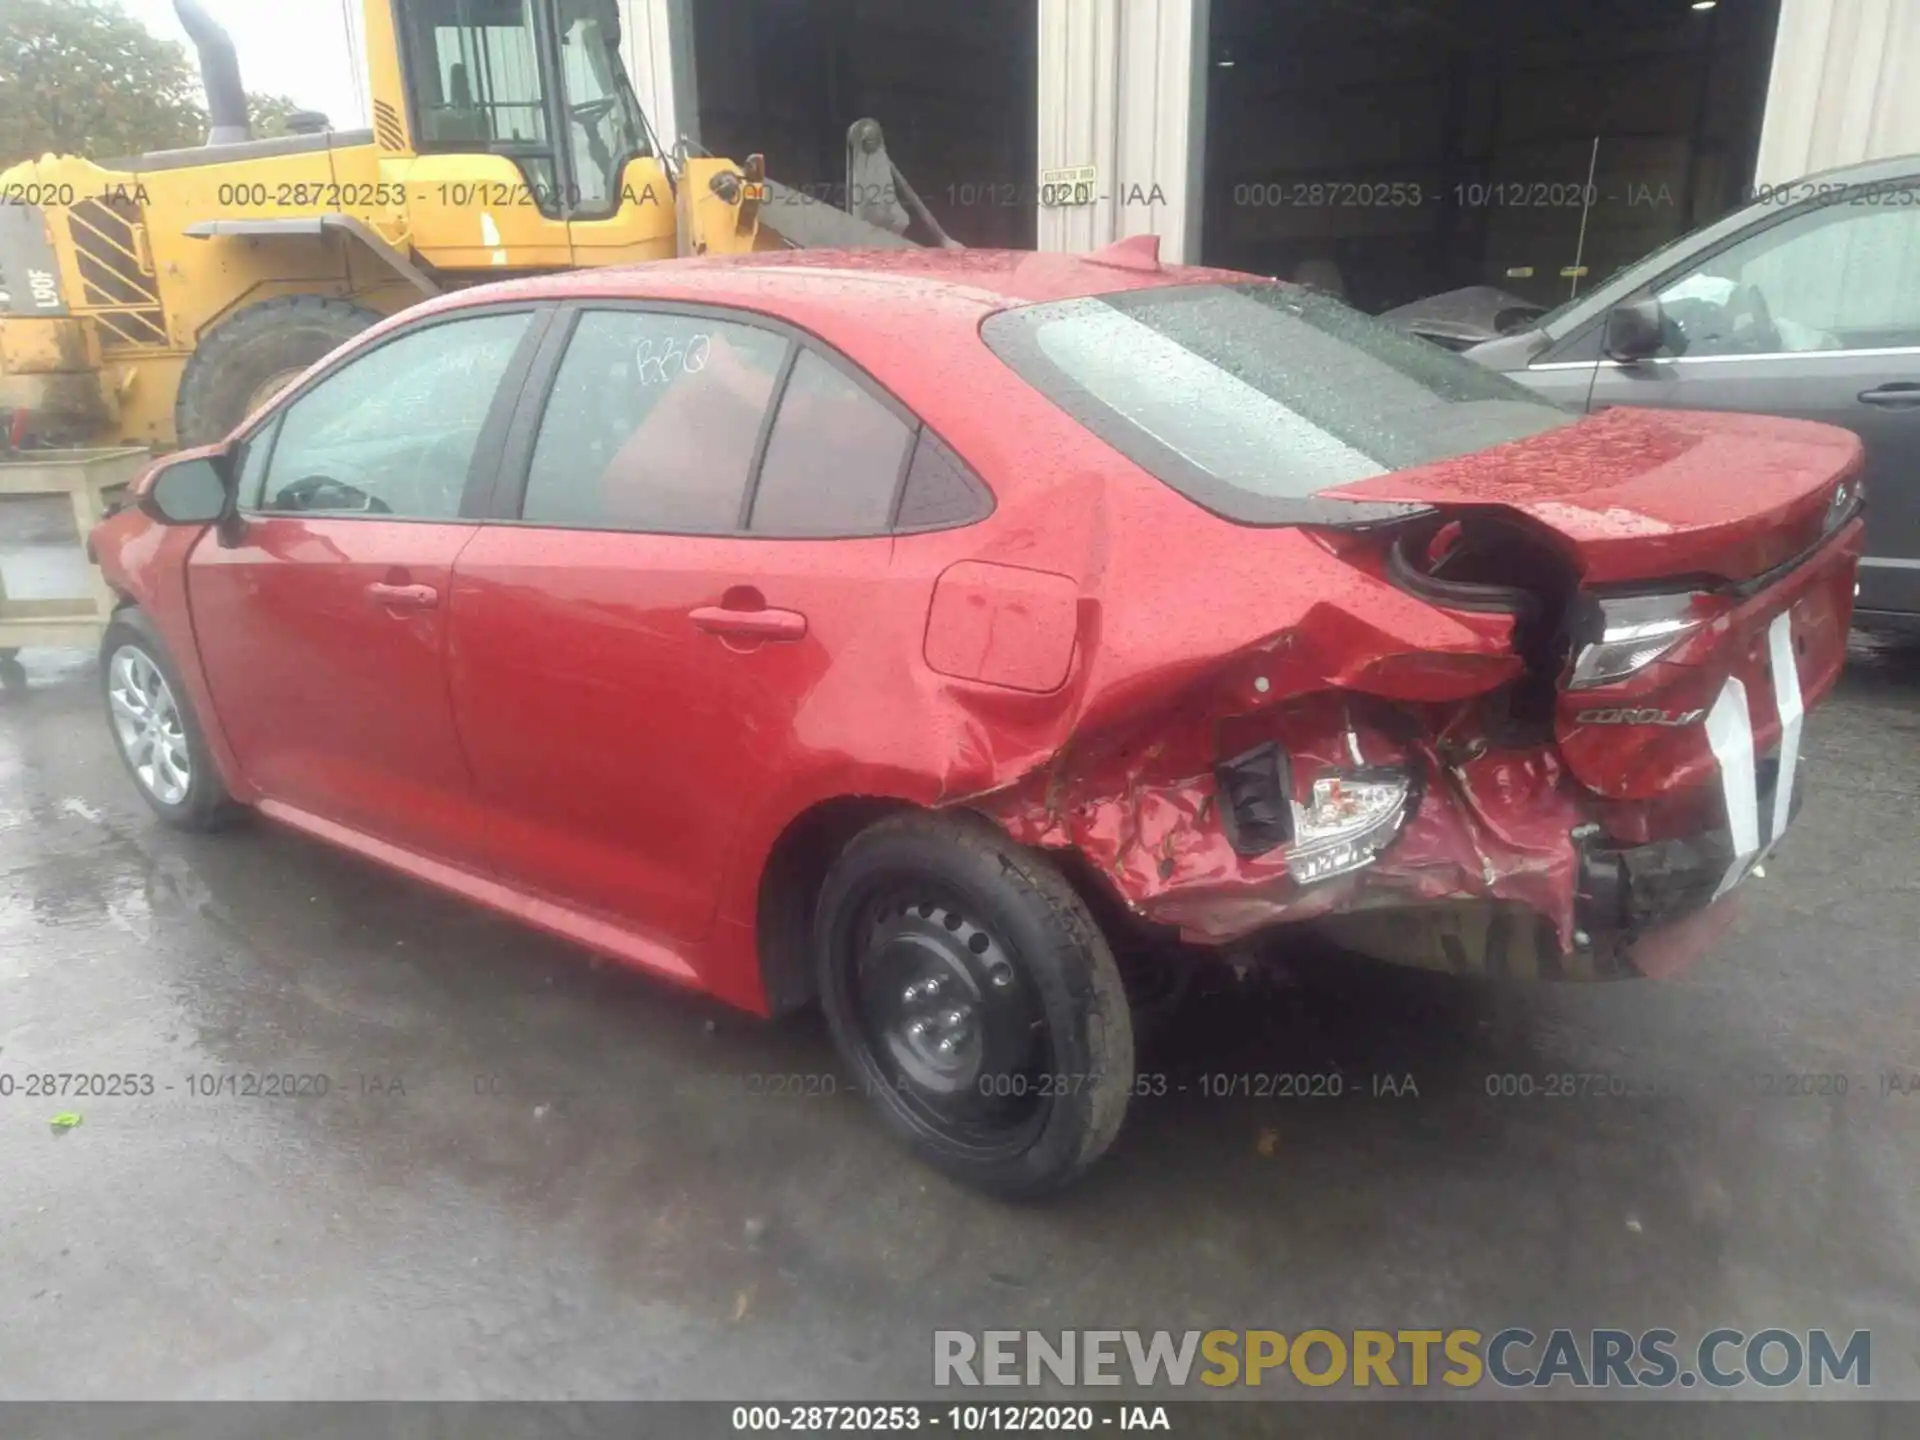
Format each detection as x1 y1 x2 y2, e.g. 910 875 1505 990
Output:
175 296 382 446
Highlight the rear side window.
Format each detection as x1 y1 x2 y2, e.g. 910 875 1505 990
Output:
748 350 913 536
982 283 1575 525
896 431 992 529
522 311 788 533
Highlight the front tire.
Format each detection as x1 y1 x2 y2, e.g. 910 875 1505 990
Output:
100 611 235 830
814 811 1134 1196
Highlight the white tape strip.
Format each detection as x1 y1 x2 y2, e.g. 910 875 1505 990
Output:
1767 611 1804 845
1707 676 1759 901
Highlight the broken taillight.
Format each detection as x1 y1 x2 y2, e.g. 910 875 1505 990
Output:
1287 768 1415 884
1568 592 1707 690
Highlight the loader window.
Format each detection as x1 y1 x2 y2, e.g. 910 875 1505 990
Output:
401 0 561 209
555 0 651 216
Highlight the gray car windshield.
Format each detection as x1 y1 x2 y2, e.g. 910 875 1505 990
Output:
983 282 1576 525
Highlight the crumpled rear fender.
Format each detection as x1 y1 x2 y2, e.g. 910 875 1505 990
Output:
975 682 1586 949
909 495 1583 945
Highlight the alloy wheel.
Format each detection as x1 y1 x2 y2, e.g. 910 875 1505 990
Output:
107 645 191 806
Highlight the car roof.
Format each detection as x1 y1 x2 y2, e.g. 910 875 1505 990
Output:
418 246 1253 334
384 249 1262 467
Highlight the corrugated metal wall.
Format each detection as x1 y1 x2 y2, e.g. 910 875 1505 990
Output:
1036 0 1208 261
623 0 1914 258
1756 0 1920 182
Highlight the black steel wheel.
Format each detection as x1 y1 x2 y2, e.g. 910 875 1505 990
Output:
815 811 1133 1196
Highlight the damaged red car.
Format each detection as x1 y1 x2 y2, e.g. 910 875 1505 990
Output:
91 242 1864 1194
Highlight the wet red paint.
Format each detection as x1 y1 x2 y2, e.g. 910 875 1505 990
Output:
1328 404 1864 583
1554 519 1861 799
89 251 1864 1007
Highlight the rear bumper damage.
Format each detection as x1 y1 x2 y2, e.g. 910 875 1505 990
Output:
984 714 1774 982
976 527 1855 984
984 708 1677 980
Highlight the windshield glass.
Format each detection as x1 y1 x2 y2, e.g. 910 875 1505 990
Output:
983 283 1575 524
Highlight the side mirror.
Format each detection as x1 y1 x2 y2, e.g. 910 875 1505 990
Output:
1603 295 1668 363
142 457 230 525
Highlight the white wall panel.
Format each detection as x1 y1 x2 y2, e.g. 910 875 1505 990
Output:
1756 0 1920 183
620 0 699 150
1037 0 1209 261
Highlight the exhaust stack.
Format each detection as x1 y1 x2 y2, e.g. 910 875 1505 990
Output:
173 0 251 145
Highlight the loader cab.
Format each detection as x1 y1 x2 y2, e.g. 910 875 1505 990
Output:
384 0 704 271
396 0 653 219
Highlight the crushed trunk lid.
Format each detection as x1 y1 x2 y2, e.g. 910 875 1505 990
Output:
1321 406 1863 584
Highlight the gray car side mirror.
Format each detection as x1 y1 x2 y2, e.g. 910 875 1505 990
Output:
1603 296 1668 363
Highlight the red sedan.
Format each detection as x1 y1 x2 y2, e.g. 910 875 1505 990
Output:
92 241 1864 1194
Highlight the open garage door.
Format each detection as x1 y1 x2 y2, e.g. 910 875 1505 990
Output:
1203 0 1781 315
693 0 1037 249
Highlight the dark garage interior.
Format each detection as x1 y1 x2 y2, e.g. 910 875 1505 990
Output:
692 0 1038 249
1202 0 1783 313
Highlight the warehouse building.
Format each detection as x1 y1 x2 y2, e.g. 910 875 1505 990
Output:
621 0 1920 311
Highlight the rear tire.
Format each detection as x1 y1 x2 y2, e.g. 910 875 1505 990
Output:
100 610 237 831
814 811 1134 1197
175 295 381 447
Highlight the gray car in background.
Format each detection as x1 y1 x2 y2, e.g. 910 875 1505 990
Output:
1466 154 1920 632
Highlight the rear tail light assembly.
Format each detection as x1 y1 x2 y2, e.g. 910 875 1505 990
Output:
1568 592 1707 690
1216 743 1415 883
1287 769 1416 883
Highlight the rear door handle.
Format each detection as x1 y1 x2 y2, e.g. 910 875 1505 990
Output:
689 605 807 642
1859 383 1920 408
366 581 440 611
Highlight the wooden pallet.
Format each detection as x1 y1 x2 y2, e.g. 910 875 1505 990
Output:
0 448 150 655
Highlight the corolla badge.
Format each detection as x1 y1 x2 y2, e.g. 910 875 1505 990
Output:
1575 707 1709 727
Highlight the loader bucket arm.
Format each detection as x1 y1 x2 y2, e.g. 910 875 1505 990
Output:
753 120 944 251
757 182 922 250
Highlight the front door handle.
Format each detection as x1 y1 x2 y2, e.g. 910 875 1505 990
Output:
689 605 807 642
1859 383 1920 408
366 581 440 611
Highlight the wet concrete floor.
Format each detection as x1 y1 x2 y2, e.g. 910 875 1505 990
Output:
3 632 1920 1402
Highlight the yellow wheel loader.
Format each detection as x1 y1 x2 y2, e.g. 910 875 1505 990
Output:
0 0 944 453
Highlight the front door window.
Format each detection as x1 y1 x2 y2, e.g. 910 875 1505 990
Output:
250 312 535 520
1656 187 1920 356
